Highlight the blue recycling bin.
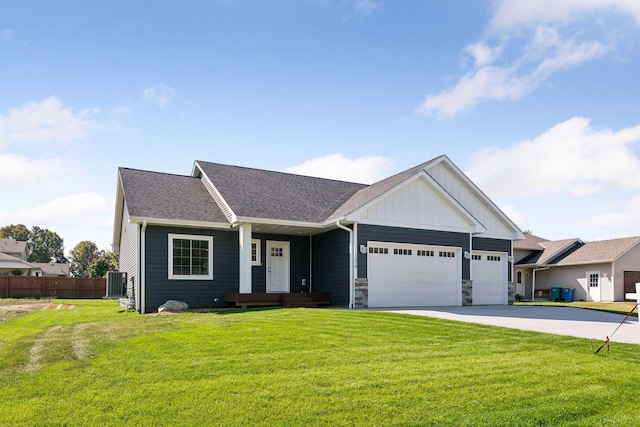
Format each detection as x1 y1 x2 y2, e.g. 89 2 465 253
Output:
562 287 575 302
550 287 563 301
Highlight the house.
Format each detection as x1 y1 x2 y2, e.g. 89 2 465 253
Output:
112 155 524 313
0 238 40 276
514 234 640 302
32 262 70 277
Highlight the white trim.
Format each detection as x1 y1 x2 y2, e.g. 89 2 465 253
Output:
129 216 230 230
168 233 214 281
251 239 262 266
587 270 601 302
193 162 238 224
235 216 325 230
239 224 252 293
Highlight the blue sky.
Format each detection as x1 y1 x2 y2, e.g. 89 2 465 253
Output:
2 0 640 254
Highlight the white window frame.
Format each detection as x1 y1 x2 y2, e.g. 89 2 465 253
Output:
251 239 262 266
168 233 213 280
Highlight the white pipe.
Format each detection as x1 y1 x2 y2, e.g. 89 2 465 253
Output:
336 220 354 309
141 220 147 314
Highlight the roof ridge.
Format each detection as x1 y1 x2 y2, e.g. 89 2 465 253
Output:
119 167 195 179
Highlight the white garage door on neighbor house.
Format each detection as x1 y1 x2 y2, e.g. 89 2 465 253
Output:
367 242 462 307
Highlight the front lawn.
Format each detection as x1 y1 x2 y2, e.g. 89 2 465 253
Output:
1 299 639 426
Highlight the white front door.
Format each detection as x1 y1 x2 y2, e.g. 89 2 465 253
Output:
587 271 601 302
266 241 290 293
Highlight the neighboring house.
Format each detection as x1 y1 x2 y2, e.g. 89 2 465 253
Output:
514 234 640 302
112 155 524 313
32 262 70 277
0 238 40 276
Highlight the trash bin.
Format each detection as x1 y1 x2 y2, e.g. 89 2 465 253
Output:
550 287 563 301
562 287 574 302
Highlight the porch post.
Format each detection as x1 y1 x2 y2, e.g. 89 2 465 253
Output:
239 224 252 294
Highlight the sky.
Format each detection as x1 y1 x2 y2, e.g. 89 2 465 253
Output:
2 0 640 255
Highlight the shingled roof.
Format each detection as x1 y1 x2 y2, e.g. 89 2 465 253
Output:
195 161 366 223
556 236 640 265
119 168 228 224
0 238 28 256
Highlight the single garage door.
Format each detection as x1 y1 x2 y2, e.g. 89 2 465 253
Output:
471 251 507 305
368 242 461 307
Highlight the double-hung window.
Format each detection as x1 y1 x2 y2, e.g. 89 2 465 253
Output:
168 234 213 280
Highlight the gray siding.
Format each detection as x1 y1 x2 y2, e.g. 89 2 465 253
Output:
144 226 239 311
251 234 311 293
473 237 513 281
312 229 350 306
357 224 471 280
118 202 138 296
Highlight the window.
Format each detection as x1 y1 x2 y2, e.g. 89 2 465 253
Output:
251 239 261 266
417 250 434 257
393 248 412 256
487 255 501 262
369 247 389 254
439 251 455 258
516 271 523 285
588 272 599 288
168 234 213 280
472 254 482 261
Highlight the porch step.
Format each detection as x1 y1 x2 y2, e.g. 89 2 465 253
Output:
281 293 318 308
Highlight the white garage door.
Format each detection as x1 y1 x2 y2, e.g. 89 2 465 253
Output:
472 251 507 305
368 242 461 307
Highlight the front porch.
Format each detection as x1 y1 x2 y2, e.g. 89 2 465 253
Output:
224 292 331 309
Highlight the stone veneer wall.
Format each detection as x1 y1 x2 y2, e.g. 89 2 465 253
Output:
355 278 368 308
507 281 515 305
462 280 473 306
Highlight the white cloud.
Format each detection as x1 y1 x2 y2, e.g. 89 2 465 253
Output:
465 117 640 199
285 153 393 184
0 152 73 188
0 97 97 147
491 0 640 28
142 84 177 107
353 0 382 16
417 1 633 118
1 29 15 40
577 195 640 229
0 193 113 253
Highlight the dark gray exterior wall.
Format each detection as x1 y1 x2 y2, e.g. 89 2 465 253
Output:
357 224 471 280
472 236 513 281
311 228 350 306
144 226 312 312
251 233 311 293
144 225 239 311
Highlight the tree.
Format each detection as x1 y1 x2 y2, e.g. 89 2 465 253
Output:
89 258 110 278
28 226 66 263
0 224 31 242
70 241 99 277
0 224 67 263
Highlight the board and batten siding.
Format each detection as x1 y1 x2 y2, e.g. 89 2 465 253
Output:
118 202 139 297
312 229 350 306
144 225 239 311
250 233 311 293
358 177 473 232
427 163 515 238
357 224 471 280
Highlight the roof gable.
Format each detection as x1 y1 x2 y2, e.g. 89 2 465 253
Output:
118 168 229 224
344 171 486 233
0 238 28 257
556 236 640 265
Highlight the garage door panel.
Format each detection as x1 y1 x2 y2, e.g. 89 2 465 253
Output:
472 251 507 305
368 242 461 307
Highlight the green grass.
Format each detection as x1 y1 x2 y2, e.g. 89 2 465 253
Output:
1 300 640 426
516 301 638 317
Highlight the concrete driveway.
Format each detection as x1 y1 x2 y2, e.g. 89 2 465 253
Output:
372 305 640 345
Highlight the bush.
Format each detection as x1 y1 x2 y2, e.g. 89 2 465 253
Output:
10 269 23 276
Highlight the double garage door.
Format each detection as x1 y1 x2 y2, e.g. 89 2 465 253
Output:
367 242 507 307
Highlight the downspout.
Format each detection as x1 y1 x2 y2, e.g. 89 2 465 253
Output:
336 219 354 309
532 267 549 302
141 220 148 314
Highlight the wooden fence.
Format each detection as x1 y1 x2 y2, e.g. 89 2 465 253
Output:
0 276 106 299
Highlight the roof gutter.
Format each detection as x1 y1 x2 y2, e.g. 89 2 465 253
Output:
336 219 355 309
